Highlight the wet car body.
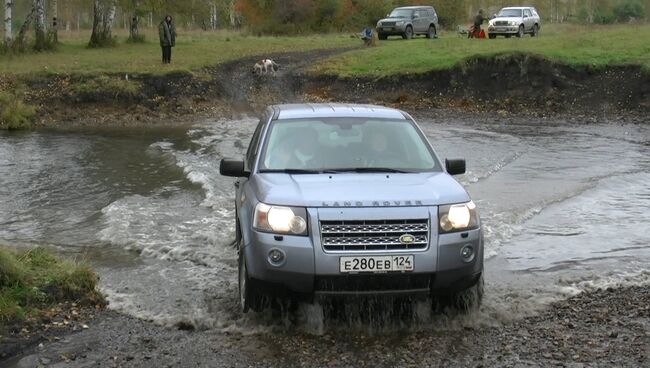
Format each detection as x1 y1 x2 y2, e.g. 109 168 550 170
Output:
220 103 483 312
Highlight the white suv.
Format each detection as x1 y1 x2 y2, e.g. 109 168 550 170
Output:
488 7 541 38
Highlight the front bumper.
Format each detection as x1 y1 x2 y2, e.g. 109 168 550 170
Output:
243 206 484 296
377 25 407 35
488 26 519 34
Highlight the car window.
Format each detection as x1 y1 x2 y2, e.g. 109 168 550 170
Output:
414 10 423 18
498 9 523 17
524 9 532 17
389 9 413 18
259 118 439 172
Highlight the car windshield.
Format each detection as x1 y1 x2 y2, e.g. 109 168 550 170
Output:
259 118 439 173
498 9 523 17
389 9 413 18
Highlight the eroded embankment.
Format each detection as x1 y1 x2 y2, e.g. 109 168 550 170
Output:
3 51 649 126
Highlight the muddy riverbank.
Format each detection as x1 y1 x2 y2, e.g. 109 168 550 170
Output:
3 285 648 367
3 50 649 127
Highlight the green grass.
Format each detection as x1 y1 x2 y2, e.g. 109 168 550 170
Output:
0 92 36 130
311 24 650 77
0 247 104 326
0 29 358 75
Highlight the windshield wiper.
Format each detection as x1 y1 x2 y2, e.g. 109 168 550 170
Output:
323 167 412 174
260 169 323 174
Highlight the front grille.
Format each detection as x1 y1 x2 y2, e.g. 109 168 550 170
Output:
494 21 509 26
320 219 429 252
381 21 396 27
315 274 431 293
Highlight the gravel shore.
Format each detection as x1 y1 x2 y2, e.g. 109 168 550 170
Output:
3 285 648 367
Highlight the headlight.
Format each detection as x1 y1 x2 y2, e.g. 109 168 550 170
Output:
439 201 479 233
253 203 308 236
396 21 405 26
509 21 518 26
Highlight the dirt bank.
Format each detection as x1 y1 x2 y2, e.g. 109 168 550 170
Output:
3 285 648 367
3 50 649 127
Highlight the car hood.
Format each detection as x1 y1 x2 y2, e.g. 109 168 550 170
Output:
379 17 408 23
251 172 470 208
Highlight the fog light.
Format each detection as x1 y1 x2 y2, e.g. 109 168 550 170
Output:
268 248 285 265
460 245 475 262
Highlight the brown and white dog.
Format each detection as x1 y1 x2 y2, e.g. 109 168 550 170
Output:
252 59 280 75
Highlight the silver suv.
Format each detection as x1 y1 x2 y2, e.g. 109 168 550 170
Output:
488 6 541 38
220 104 484 313
376 6 439 40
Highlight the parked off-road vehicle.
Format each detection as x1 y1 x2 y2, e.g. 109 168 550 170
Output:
376 6 440 40
487 7 541 38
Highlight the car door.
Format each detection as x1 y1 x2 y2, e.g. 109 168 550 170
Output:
523 9 533 31
413 9 426 33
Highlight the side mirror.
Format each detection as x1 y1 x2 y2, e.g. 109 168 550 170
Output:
220 159 248 177
445 158 466 176
413 14 419 19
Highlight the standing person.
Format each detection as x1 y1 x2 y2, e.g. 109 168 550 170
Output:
469 9 485 38
158 15 176 64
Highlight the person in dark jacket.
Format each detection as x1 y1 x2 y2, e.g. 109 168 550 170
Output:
158 15 176 64
469 9 485 38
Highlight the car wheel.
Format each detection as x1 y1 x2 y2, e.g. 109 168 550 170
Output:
531 24 539 37
426 25 436 39
516 25 524 38
402 26 413 40
488 33 496 39
238 249 262 313
454 274 484 312
378 33 388 40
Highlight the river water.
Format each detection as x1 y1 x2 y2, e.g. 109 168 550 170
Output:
1 116 649 333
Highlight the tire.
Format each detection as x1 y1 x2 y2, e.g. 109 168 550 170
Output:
516 25 524 38
402 26 413 40
425 25 436 39
238 249 262 313
531 24 539 37
488 33 496 39
378 33 388 40
447 274 484 313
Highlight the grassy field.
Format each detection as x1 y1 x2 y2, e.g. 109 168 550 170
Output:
311 24 650 77
0 29 358 75
0 247 104 325
1 24 649 77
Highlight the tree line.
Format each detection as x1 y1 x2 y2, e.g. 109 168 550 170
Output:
3 0 648 50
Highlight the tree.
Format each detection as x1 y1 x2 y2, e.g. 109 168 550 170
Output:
89 0 117 47
3 0 11 46
34 0 46 50
13 3 36 52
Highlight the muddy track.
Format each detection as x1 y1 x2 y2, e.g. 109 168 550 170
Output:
6 47 649 127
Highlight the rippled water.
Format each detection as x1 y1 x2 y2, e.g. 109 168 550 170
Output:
1 117 649 332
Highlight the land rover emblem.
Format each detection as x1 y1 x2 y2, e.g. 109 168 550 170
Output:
399 234 415 244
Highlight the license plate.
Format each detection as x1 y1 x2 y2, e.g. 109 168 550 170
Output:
339 255 414 273
383 27 393 31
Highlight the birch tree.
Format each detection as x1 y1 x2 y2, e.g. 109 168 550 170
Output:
34 0 46 50
89 0 117 47
4 0 11 46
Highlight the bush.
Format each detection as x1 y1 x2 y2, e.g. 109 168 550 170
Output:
0 247 105 325
0 92 36 130
613 0 645 22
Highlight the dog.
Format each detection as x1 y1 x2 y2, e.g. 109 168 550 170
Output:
252 59 280 75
